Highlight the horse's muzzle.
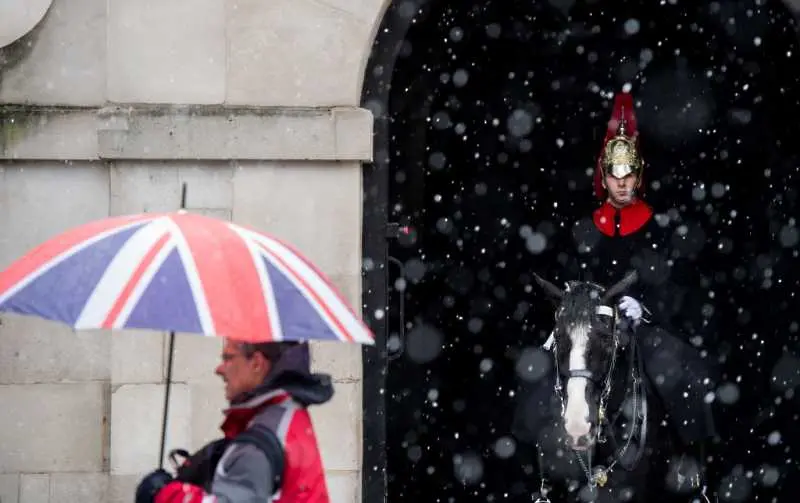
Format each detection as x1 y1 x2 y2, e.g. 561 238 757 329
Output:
564 423 597 451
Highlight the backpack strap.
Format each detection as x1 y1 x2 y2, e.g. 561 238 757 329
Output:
173 439 230 491
231 424 285 492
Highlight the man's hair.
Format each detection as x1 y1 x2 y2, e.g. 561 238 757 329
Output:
239 341 300 362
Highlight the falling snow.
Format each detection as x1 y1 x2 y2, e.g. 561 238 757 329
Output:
366 0 800 501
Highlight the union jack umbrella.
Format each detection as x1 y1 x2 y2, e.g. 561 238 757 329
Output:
0 210 374 345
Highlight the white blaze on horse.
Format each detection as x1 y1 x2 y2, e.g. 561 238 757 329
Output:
563 320 593 449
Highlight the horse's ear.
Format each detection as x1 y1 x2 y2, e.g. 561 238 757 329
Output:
533 273 563 299
602 270 638 302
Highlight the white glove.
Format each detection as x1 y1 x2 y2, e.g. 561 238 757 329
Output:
618 295 643 326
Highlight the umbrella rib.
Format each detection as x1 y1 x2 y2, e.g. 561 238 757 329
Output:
162 216 216 336
0 220 150 307
229 223 284 342
75 219 172 329
103 232 173 329
253 240 354 343
248 229 373 344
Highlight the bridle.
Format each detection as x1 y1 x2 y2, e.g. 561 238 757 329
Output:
552 303 622 432
532 273 711 502
544 294 648 491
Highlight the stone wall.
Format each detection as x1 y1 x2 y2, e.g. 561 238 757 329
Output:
0 0 391 501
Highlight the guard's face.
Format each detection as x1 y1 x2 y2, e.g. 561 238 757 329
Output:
604 172 638 207
215 339 271 401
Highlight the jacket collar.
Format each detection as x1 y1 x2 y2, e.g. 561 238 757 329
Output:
593 198 653 237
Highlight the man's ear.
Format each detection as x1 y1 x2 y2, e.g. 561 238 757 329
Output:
251 351 271 375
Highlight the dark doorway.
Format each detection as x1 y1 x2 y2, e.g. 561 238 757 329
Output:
361 1 800 502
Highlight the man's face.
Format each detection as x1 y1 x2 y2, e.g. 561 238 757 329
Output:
604 172 638 207
215 339 272 401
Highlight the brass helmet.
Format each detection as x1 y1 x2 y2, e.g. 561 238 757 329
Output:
594 92 644 199
601 121 642 178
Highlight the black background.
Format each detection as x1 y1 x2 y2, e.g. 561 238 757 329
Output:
363 0 800 501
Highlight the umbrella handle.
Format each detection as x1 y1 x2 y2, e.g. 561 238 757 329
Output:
159 331 176 469
159 184 185 468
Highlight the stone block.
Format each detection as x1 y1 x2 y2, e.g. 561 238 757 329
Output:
49 473 108 503
310 341 362 382
0 474 20 503
110 383 191 474
109 162 180 214
317 0 387 25
19 474 48 503
12 474 110 503
0 316 110 384
189 380 225 449
172 333 221 383
334 108 374 162
107 0 225 104
1 106 374 162
309 381 361 471
326 470 360 503
0 109 98 160
107 474 139 503
0 0 106 105
0 162 109 270
0 383 106 472
190 208 232 220
97 107 373 161
109 161 233 215
111 330 165 384
177 164 234 210
231 162 362 278
226 0 370 106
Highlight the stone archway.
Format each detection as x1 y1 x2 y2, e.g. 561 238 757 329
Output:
361 1 800 502
0 0 53 48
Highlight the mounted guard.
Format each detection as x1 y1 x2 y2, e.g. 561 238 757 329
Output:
513 91 719 503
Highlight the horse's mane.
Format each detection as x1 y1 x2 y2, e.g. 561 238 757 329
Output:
557 282 604 326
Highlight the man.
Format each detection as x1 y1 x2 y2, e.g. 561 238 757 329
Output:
543 91 664 337
580 90 664 330
517 91 717 498
579 91 717 495
135 340 333 503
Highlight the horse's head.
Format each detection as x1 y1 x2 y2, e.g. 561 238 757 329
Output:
534 271 638 451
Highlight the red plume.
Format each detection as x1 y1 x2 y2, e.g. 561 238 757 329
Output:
593 91 641 199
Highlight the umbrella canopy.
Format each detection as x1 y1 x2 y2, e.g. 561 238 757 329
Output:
0 211 374 345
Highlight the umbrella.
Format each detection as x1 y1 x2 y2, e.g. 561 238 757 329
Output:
0 188 374 465
0 212 373 345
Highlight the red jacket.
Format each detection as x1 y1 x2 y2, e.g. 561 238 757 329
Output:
592 198 653 237
156 365 333 503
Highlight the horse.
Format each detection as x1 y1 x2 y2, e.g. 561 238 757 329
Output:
512 271 716 503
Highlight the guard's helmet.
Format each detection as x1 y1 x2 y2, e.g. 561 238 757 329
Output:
593 91 644 199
